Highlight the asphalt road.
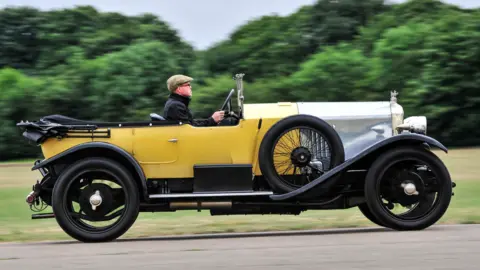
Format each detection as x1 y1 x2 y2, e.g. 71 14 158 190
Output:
1 224 478 270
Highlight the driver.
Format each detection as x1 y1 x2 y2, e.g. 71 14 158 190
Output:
164 74 224 126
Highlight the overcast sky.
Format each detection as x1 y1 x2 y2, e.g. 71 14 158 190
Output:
1 0 478 49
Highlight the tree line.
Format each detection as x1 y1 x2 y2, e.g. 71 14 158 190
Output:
1 0 479 161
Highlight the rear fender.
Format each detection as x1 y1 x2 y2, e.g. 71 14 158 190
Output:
269 133 448 201
32 142 148 201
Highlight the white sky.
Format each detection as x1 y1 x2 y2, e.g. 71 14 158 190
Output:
1 0 478 49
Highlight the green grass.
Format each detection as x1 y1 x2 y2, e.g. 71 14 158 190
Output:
0 158 37 164
0 148 478 242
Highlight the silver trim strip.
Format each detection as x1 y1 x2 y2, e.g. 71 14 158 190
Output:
149 191 273 199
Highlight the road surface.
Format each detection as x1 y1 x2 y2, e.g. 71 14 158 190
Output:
1 224 478 269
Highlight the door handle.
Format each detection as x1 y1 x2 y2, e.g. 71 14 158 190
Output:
168 138 178 143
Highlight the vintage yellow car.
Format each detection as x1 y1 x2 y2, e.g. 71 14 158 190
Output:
17 74 455 243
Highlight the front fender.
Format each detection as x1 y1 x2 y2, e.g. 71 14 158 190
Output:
32 142 148 201
269 133 448 201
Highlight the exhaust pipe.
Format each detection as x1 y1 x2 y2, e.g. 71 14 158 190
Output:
169 201 232 211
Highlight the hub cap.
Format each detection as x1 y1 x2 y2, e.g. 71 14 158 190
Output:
77 183 117 221
402 182 419 196
375 159 442 221
290 147 312 167
89 190 103 210
390 170 425 206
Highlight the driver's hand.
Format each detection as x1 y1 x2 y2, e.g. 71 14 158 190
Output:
212 111 225 123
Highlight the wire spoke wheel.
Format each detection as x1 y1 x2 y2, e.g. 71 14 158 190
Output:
259 115 345 195
272 126 332 189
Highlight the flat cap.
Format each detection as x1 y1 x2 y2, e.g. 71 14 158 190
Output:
166 74 193 92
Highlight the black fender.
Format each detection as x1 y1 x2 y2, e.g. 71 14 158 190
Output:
269 133 448 201
32 142 149 201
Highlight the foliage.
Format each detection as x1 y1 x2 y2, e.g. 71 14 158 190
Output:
287 43 374 102
0 0 479 160
202 0 387 80
412 11 480 145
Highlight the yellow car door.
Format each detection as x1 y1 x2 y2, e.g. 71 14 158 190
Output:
132 124 180 178
173 120 259 178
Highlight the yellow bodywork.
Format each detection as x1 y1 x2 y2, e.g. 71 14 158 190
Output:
40 102 299 179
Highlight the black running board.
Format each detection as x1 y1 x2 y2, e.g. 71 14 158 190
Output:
149 191 273 199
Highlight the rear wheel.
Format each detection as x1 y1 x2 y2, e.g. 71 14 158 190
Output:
364 146 452 231
258 115 345 194
51 157 140 242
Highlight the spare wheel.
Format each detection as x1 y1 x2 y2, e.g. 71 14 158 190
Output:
258 114 345 194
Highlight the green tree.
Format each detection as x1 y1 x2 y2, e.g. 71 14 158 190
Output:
0 6 195 75
410 12 480 145
356 0 466 55
84 41 183 121
364 22 433 107
202 0 388 81
1 0 480 161
0 68 46 160
0 7 43 71
286 43 374 102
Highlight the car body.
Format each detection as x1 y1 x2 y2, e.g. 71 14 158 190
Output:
17 74 455 243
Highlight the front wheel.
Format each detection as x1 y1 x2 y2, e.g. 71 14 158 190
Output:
364 146 452 231
358 203 387 227
51 157 140 242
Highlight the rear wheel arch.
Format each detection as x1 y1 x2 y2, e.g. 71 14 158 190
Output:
34 143 148 202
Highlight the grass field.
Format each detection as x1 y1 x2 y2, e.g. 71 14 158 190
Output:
0 148 479 242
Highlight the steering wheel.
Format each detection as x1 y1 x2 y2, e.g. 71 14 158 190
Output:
220 89 235 113
218 89 240 122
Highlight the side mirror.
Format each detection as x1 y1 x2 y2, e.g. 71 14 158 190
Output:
150 113 165 121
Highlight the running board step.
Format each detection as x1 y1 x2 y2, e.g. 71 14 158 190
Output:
149 191 273 199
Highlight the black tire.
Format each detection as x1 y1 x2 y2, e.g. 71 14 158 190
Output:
358 203 387 227
258 114 345 194
364 146 452 231
51 157 140 242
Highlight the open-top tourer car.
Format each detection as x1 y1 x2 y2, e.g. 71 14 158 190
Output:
17 74 455 243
